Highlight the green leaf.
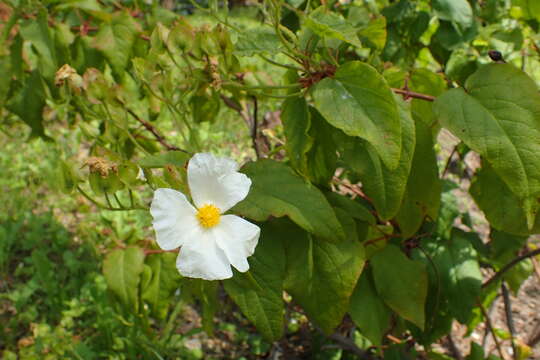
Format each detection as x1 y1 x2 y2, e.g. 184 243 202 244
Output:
224 219 287 341
358 16 387 50
19 10 57 79
434 64 540 228
313 61 401 169
190 93 220 123
349 269 391 345
6 71 47 138
0 55 12 106
490 231 533 293
141 253 179 319
513 0 540 21
305 107 338 184
396 120 441 237
429 230 482 323
281 97 313 175
325 192 376 225
304 7 362 48
284 226 365 334
103 246 145 312
371 245 427 329
470 163 540 236
92 12 139 73
340 97 415 220
234 28 283 56
138 151 190 168
432 0 473 29
56 0 112 22
409 69 447 126
233 160 345 241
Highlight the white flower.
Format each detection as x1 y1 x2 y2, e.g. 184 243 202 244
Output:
150 153 260 280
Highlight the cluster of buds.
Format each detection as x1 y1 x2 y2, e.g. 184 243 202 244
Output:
84 157 118 177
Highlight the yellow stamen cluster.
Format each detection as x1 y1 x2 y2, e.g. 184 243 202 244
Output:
196 204 221 228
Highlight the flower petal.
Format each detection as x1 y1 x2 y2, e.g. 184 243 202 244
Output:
188 153 251 212
214 215 260 273
150 188 199 250
176 231 233 280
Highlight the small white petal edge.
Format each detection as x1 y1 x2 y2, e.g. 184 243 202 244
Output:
188 153 251 212
215 215 260 273
150 188 199 251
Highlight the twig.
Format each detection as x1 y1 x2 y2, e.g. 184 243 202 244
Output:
123 107 190 154
332 177 374 204
501 283 517 360
392 88 435 102
442 145 459 178
251 96 260 159
324 332 378 359
479 301 506 360
220 94 261 158
482 248 540 289
483 297 499 349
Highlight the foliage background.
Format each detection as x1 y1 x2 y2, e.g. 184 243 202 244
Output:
2 0 540 359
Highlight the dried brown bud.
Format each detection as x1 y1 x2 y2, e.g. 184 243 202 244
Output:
85 157 118 177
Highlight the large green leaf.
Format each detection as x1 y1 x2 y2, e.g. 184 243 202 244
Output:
305 107 338 184
284 227 365 334
340 97 415 220
281 97 313 176
432 0 473 29
19 10 57 79
141 253 179 319
103 246 145 312
6 71 47 138
313 61 401 169
304 7 362 48
470 164 540 236
92 12 139 73
371 245 427 329
396 120 441 237
434 64 540 228
349 269 391 345
233 160 344 241
224 219 287 341
425 231 482 323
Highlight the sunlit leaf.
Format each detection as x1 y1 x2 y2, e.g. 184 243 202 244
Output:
313 61 401 169
233 160 345 241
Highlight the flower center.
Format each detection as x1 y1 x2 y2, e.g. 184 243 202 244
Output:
196 204 221 228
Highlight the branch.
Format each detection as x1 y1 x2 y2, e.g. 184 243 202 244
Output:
332 177 374 204
325 332 379 360
442 145 459 178
392 88 436 102
220 94 261 158
482 248 540 289
251 96 260 159
124 107 190 154
501 283 517 360
479 301 506 360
